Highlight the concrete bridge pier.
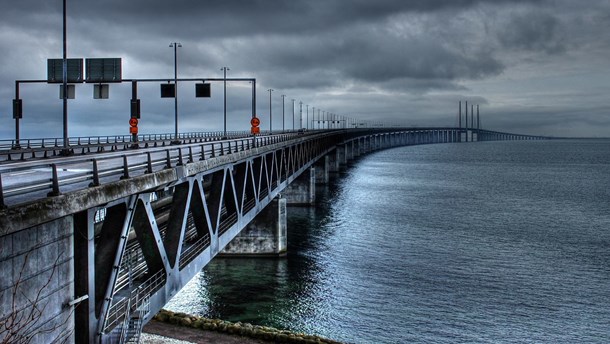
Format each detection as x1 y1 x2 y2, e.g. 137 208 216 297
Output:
346 141 355 161
353 139 362 157
221 197 287 257
0 217 74 343
315 156 330 185
328 149 341 173
223 163 319 257
337 144 348 167
283 167 316 205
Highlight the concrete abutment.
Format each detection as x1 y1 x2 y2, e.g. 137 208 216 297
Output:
0 217 74 344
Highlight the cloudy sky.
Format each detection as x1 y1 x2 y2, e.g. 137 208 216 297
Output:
1 0 609 139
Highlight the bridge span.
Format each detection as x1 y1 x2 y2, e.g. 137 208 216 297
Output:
0 127 547 343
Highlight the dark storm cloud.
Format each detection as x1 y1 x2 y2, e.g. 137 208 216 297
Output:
497 11 566 53
0 0 609 138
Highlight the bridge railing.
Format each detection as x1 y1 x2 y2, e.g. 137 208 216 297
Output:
0 129 320 161
0 132 317 208
0 129 316 152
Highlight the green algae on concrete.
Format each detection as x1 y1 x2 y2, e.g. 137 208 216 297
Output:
154 309 345 344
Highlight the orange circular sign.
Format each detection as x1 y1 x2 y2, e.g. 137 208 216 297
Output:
129 118 139 127
250 116 260 127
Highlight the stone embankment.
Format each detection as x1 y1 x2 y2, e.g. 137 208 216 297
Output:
153 309 345 344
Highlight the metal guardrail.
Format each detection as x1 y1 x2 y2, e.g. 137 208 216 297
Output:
0 133 302 208
0 130 256 151
0 130 285 162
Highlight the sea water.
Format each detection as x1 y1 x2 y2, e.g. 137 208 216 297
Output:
168 139 610 343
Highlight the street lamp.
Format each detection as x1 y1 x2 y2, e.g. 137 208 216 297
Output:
268 88 274 133
312 107 315 130
221 67 230 138
305 105 309 130
291 99 295 131
281 95 286 132
60 0 69 155
169 42 182 144
299 101 303 129
322 111 326 129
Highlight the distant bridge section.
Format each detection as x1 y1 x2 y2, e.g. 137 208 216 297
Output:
0 127 548 343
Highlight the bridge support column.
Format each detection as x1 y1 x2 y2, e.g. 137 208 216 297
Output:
315 156 330 184
337 144 347 167
222 197 287 256
283 167 316 205
346 141 355 161
328 149 340 173
353 139 362 157
0 217 74 343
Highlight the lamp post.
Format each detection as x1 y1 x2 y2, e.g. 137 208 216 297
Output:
299 101 303 129
291 99 295 131
169 42 182 144
312 107 315 130
61 0 69 154
281 94 286 132
305 104 309 130
221 67 229 138
268 88 274 133
322 111 325 129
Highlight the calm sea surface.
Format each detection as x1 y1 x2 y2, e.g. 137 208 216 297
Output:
167 139 610 343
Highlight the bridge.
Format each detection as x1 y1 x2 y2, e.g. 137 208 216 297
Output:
0 127 547 343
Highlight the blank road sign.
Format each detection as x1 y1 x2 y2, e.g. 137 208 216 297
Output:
47 58 84 83
86 58 122 83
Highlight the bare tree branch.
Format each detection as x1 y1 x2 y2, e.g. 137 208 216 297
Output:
1 251 73 344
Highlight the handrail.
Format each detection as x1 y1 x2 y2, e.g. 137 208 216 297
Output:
0 130 296 152
0 132 315 208
0 128 551 209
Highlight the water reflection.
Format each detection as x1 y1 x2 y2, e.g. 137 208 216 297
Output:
167 183 338 330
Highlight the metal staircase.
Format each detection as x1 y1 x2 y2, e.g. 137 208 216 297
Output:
116 248 151 344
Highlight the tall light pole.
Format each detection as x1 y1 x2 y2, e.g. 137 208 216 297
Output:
305 105 309 130
61 0 69 154
299 101 303 129
322 111 325 129
170 42 182 144
281 94 286 131
312 107 315 130
291 99 295 131
268 88 274 133
221 67 229 138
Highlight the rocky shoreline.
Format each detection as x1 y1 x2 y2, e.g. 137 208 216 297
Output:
153 309 345 344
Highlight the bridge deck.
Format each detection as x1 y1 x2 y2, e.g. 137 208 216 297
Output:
0 127 548 343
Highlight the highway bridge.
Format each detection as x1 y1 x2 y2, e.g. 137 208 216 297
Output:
0 127 548 343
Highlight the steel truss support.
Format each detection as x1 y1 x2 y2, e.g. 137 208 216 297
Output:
74 134 342 343
72 129 487 343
